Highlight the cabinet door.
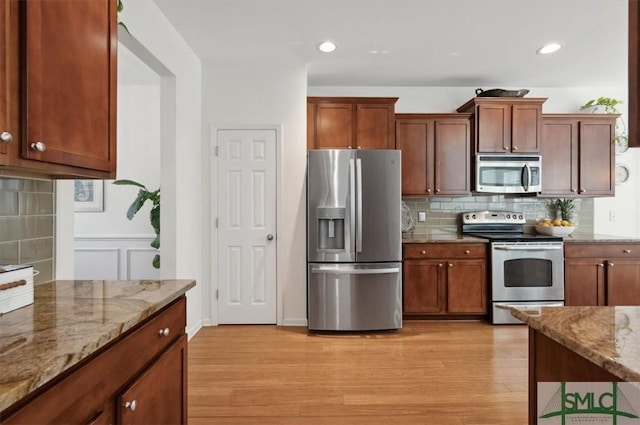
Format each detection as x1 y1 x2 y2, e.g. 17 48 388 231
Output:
564 258 604 306
606 260 640 306
22 0 116 173
356 103 395 149
314 103 353 149
578 119 615 196
541 118 578 195
476 104 510 152
395 119 433 195
403 260 445 314
119 335 187 425
511 103 541 152
446 260 486 313
434 119 470 195
0 0 9 158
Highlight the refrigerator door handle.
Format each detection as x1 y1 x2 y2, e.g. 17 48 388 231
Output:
349 158 356 254
311 266 400 275
356 157 363 253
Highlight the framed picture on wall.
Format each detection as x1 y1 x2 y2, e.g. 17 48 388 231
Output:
74 180 104 212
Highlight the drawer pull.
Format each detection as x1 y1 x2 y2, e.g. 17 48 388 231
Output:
0 131 13 143
30 141 47 152
0 279 27 291
123 400 137 411
464 250 470 254
609 263 615 267
598 263 604 267
448 263 453 267
158 327 170 337
421 250 426 255
623 249 631 253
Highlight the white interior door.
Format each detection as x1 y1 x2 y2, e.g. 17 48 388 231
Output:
217 129 277 324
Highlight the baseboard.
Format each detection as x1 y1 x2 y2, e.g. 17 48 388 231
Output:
187 319 204 340
282 318 308 327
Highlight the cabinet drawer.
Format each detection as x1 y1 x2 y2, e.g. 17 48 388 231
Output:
404 243 486 259
4 297 186 424
564 243 640 259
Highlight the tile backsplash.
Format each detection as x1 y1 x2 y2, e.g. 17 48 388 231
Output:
403 194 593 235
0 178 55 284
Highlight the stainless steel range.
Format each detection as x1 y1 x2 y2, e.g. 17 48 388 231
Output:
461 210 565 324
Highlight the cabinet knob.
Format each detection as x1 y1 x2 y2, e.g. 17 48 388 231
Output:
513 146 518 151
464 250 470 254
503 146 508 151
598 263 604 267
448 263 453 267
158 327 170 337
435 189 440 193
609 263 615 267
426 188 431 193
571 188 577 193
30 141 46 152
579 189 586 194
438 263 443 267
123 400 137 411
421 250 426 255
623 249 631 253
0 131 12 143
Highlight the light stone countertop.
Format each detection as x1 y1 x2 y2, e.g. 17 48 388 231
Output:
510 306 640 382
563 234 640 243
402 231 488 243
0 279 196 413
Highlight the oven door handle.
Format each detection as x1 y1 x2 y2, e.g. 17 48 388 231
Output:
494 246 563 251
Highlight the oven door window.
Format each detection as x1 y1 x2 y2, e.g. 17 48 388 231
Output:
503 258 552 287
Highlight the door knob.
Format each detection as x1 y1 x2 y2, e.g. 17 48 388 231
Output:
30 141 46 152
0 131 12 143
123 400 137 411
267 234 274 241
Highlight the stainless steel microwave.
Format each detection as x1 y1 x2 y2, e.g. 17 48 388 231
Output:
475 154 542 193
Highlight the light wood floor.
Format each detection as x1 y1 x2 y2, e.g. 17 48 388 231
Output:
188 321 529 425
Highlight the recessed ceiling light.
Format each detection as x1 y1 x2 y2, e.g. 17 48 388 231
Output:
537 42 563 55
317 41 336 53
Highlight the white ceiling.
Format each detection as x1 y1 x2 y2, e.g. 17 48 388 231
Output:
151 0 628 88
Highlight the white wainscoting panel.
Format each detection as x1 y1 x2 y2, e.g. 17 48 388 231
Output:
74 235 159 281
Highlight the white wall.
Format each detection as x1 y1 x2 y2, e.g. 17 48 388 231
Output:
203 58 308 326
309 86 639 238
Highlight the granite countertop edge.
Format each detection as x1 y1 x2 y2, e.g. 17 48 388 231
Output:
0 279 196 414
510 307 640 382
403 233 640 244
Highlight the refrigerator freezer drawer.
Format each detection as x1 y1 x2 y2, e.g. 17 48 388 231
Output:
307 263 402 331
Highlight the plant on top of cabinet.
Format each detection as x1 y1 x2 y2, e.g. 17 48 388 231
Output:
113 179 161 268
580 97 628 154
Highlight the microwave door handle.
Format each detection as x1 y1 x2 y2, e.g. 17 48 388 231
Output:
523 163 531 192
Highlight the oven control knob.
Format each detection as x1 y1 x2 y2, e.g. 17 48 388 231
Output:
471 214 476 219
518 215 523 220
506 214 510 219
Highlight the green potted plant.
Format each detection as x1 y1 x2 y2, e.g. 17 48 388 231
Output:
580 96 628 153
112 179 160 268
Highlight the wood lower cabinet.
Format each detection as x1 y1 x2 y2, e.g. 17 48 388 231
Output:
403 243 487 316
1 0 117 178
3 297 188 425
564 243 640 306
395 114 471 196
456 97 546 153
541 115 616 197
307 97 397 150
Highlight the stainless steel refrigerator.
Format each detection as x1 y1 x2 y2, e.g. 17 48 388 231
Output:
307 149 402 331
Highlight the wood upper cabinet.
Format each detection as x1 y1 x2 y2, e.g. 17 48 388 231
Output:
564 243 640 306
307 97 397 150
541 115 616 197
456 97 546 153
395 114 471 196
1 0 117 178
403 243 487 316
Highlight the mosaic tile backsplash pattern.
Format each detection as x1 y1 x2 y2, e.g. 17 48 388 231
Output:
402 194 594 235
0 178 55 284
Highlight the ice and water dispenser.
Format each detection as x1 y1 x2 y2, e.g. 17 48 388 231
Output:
316 206 345 251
